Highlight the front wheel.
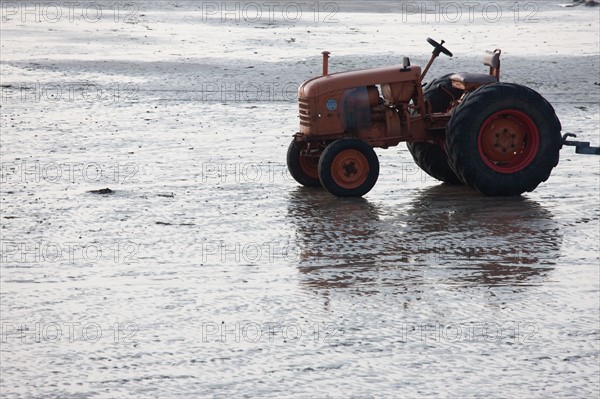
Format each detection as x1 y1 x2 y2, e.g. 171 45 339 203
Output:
287 140 321 187
318 138 379 197
446 83 561 195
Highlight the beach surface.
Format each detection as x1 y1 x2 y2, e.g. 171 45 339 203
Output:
1 1 599 397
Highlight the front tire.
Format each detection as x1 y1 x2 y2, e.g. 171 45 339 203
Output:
318 138 379 197
287 140 321 187
446 83 561 196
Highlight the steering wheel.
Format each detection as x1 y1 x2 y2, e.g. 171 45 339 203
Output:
427 37 453 57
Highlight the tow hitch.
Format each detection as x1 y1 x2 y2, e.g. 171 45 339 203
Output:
561 133 600 155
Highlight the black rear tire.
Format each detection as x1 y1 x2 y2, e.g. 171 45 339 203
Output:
407 74 463 184
446 83 562 196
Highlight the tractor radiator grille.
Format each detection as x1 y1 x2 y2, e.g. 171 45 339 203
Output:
298 98 311 127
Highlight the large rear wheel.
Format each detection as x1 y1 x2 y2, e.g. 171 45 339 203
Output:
318 138 379 197
407 74 463 184
446 83 561 195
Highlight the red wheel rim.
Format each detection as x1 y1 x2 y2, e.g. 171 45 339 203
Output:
477 110 540 173
331 149 369 189
299 152 319 179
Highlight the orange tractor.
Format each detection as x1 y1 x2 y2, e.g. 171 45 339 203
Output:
287 38 565 197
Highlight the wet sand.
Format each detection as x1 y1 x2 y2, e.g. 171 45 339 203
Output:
1 1 599 397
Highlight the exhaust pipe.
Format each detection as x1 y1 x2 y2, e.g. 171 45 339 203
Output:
321 51 330 76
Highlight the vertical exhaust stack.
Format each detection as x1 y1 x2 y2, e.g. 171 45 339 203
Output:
322 51 330 76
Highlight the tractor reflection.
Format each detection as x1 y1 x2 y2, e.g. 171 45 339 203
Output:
286 185 562 294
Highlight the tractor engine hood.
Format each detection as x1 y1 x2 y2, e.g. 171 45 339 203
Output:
298 64 421 99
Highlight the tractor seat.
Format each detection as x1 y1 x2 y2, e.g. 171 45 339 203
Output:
451 49 501 91
451 72 497 85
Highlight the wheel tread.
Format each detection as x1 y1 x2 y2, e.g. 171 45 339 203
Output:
446 83 561 195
